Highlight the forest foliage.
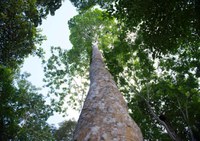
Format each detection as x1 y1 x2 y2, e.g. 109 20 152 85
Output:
1 0 200 140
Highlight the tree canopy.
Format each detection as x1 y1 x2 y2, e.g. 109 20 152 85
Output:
0 0 62 68
0 68 55 140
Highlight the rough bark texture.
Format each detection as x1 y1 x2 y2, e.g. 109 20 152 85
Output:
73 45 143 141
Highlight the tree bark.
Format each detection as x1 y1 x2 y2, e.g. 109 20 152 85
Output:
73 44 143 141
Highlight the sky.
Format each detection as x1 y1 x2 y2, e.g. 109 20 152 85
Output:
21 0 79 127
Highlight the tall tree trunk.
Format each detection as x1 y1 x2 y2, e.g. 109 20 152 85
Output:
73 44 143 141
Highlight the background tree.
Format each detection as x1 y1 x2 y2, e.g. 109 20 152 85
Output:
54 120 77 141
0 0 64 140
